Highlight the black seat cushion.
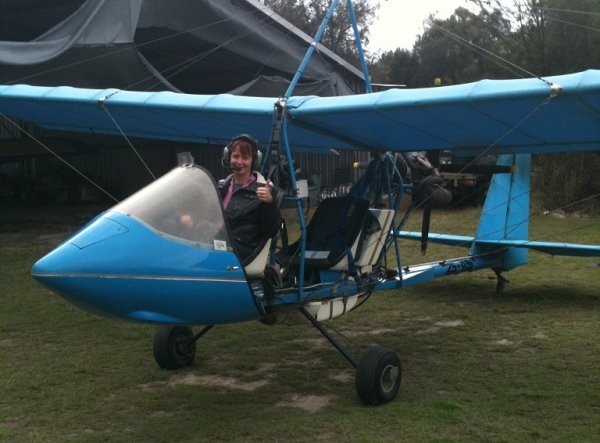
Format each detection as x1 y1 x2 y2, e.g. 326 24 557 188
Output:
286 196 370 268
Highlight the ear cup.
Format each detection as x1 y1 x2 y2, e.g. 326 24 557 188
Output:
221 145 230 168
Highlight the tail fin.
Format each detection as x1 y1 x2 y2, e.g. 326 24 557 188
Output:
471 153 531 270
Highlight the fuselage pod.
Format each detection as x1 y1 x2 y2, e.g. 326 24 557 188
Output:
32 165 258 325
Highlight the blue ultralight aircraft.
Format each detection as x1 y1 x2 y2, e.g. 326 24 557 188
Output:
1 0 600 406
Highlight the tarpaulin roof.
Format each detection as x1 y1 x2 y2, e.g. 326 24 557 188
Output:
0 0 363 96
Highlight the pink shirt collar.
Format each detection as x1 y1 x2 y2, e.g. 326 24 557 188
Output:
222 174 256 209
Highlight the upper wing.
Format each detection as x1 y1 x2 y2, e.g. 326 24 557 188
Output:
2 69 600 154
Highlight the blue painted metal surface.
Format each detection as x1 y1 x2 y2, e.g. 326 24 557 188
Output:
345 0 372 94
32 211 257 325
2 70 600 155
397 232 600 257
31 165 259 325
472 154 530 270
282 0 341 100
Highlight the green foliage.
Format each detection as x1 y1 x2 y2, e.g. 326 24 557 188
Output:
262 0 378 63
372 0 600 84
368 48 417 87
532 152 600 214
411 7 513 87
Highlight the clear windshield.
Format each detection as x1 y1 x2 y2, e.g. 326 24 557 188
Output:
112 165 230 251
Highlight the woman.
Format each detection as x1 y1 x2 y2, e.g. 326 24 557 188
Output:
219 134 280 264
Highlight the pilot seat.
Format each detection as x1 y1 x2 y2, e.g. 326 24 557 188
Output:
279 195 395 280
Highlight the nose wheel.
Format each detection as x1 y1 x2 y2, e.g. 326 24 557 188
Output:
153 325 214 369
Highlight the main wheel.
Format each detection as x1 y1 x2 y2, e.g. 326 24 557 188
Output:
356 346 401 406
153 326 196 370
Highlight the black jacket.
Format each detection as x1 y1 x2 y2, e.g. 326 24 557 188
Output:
219 173 280 264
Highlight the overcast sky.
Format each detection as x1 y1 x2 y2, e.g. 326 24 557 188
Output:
367 0 477 53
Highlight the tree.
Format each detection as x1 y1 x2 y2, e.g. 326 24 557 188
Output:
369 48 418 87
468 0 600 212
371 6 514 87
412 7 515 87
261 0 378 64
469 0 600 75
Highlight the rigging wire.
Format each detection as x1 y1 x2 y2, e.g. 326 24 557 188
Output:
98 100 156 180
533 6 600 19
426 20 552 85
395 10 600 254
405 92 555 217
550 192 600 214
0 112 119 203
544 15 600 34
95 7 283 181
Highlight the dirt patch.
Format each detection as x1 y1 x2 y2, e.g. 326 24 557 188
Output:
255 363 278 373
416 326 441 335
329 370 354 383
340 327 396 338
290 337 329 349
138 372 270 392
435 320 465 328
168 373 269 392
276 394 334 413
532 332 549 340
417 319 465 335
150 411 173 418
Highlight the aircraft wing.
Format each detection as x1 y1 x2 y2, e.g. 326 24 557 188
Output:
1 69 600 154
398 231 600 258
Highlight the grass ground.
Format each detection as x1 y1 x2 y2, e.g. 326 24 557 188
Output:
1 205 599 442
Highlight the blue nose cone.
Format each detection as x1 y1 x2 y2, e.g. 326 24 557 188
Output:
31 212 258 325
33 216 128 275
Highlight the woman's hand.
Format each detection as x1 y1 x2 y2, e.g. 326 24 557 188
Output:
256 179 273 203
180 214 194 228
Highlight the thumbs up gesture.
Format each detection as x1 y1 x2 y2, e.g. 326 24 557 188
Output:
257 179 273 203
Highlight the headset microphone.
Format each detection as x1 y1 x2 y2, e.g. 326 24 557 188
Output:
220 156 241 170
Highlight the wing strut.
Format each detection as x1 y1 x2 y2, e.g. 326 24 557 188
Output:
280 0 342 102
345 0 372 93
275 0 376 300
281 0 372 101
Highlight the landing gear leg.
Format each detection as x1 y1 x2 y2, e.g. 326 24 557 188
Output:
299 307 401 406
153 325 214 369
494 269 509 293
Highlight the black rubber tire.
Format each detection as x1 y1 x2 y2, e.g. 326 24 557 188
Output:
153 326 196 370
356 346 401 406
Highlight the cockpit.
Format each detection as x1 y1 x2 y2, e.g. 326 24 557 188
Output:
112 165 231 251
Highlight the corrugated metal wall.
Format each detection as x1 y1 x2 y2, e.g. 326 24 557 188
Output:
1 118 369 204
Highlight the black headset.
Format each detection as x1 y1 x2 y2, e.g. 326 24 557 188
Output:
222 134 263 170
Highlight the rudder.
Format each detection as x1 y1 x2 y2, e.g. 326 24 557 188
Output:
471 153 531 270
